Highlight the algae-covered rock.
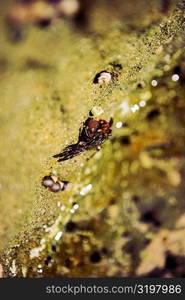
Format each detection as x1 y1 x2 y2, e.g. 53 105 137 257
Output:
0 0 185 277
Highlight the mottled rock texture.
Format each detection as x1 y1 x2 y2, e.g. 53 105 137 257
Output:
0 0 185 277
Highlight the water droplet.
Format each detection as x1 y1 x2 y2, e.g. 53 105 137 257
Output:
172 74 179 82
139 100 146 107
37 265 43 274
73 203 79 210
151 80 158 87
115 121 123 128
131 104 139 113
60 205 65 211
80 184 92 196
54 231 63 241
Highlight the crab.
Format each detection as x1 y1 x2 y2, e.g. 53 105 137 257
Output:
53 117 113 162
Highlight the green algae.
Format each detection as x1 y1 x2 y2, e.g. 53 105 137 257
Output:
0 0 185 277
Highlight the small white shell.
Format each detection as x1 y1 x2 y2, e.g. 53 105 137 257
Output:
42 177 54 188
98 72 112 84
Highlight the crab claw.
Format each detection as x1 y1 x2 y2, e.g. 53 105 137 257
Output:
53 143 85 162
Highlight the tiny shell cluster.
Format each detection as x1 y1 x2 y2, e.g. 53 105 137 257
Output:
42 175 69 192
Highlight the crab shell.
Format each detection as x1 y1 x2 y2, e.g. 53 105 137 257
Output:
85 118 112 138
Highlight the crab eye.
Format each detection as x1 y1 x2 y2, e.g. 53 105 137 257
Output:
109 117 113 127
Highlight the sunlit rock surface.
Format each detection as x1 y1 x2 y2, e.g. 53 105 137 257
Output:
0 0 185 277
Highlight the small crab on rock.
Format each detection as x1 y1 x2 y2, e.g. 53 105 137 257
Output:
53 117 113 161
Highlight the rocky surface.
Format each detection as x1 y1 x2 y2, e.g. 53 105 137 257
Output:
0 0 185 277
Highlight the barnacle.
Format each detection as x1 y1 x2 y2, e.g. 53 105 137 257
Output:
93 71 113 84
1 0 185 279
42 175 69 192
